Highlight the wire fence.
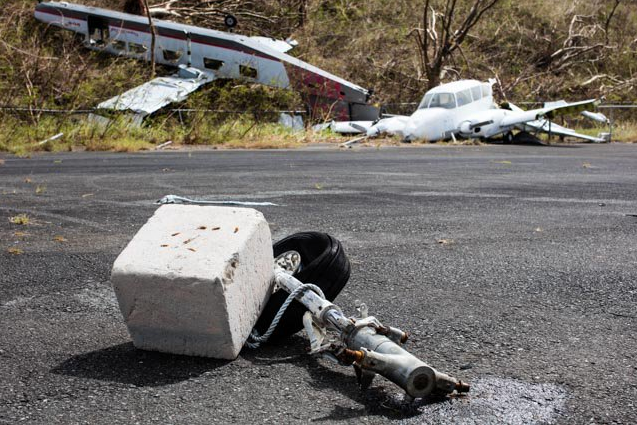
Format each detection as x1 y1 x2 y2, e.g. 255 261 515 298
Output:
0 103 634 121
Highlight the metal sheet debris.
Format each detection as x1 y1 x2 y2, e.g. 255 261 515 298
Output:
97 66 215 117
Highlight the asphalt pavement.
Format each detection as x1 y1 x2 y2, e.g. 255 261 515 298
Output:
1 143 636 424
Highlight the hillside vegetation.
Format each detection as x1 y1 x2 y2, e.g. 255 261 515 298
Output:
0 0 635 153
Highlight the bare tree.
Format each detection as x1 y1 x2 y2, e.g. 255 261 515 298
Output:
141 0 157 78
410 0 501 89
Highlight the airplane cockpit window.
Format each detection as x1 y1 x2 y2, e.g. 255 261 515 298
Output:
471 86 481 101
418 93 433 109
428 93 456 109
482 84 492 97
456 89 472 107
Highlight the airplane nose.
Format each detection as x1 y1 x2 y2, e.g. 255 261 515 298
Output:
403 109 448 142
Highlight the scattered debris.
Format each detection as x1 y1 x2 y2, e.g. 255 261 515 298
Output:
156 141 173 150
9 214 30 225
340 135 368 148
38 132 64 145
157 194 278 207
249 249 470 398
278 113 304 131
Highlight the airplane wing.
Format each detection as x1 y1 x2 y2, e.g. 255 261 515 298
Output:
97 66 215 117
517 119 607 143
500 99 600 127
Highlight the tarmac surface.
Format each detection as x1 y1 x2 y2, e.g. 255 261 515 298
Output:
1 143 636 424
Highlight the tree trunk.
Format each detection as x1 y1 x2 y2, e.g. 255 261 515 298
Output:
141 0 156 78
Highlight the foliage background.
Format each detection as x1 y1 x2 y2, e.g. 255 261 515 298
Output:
0 0 635 151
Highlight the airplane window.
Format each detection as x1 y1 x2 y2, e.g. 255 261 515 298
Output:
163 49 183 63
482 84 492 97
204 58 224 70
418 93 433 109
240 65 258 79
471 86 481 101
456 89 472 107
129 43 148 54
88 16 109 47
429 93 456 109
111 40 126 51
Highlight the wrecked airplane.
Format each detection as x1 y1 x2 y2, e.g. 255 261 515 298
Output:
334 79 610 144
34 1 379 122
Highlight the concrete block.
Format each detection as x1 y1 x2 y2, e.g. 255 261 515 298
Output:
111 205 274 359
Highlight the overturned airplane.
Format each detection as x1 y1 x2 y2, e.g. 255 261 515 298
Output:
335 79 610 143
34 1 379 121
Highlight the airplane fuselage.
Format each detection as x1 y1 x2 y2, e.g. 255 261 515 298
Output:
397 80 504 141
35 2 379 121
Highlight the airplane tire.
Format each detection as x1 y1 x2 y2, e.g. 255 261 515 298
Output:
254 232 351 342
224 14 238 28
503 132 514 144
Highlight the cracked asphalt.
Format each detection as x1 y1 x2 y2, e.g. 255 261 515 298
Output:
1 143 636 424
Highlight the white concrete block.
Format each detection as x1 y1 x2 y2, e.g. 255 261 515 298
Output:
111 205 273 359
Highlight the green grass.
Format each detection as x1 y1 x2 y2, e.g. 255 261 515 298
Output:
0 113 350 154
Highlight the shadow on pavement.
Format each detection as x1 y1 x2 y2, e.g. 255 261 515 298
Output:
244 338 450 421
51 342 230 387
303 357 452 422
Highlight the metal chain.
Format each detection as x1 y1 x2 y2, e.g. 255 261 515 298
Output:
245 283 325 349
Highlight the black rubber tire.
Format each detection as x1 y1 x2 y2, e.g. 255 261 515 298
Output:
254 232 351 342
503 131 514 144
224 14 238 28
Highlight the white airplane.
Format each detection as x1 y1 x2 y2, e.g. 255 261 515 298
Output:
334 79 609 143
34 2 379 121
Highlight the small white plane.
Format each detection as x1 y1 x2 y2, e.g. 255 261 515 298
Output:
334 79 609 143
34 1 379 122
